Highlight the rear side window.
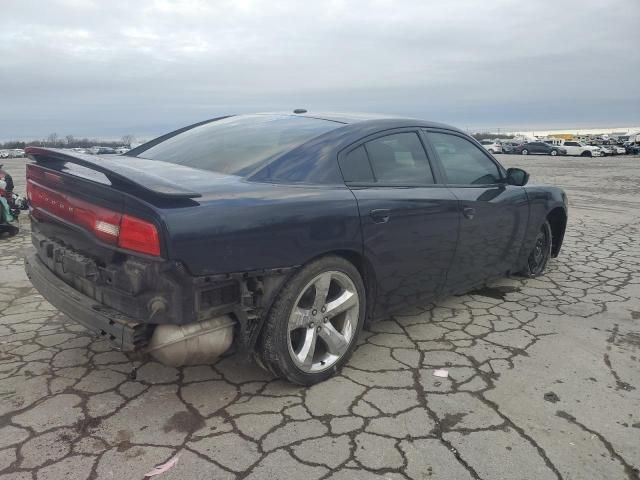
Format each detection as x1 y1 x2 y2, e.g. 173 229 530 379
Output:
339 146 374 183
365 132 434 185
133 114 340 177
427 132 501 185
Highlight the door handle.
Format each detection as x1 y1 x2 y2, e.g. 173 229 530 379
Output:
462 206 475 220
370 209 391 224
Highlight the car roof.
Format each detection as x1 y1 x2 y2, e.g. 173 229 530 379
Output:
252 111 463 132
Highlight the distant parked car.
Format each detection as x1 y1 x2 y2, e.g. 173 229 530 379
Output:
611 145 626 155
559 141 602 157
625 143 640 155
598 145 613 156
515 142 567 156
501 142 521 154
480 140 502 154
96 147 116 155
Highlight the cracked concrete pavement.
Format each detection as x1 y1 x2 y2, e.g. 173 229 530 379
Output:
1 154 639 479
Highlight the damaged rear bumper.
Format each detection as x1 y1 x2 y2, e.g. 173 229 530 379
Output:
25 252 151 351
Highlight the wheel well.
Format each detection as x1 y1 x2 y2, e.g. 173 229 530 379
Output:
328 250 377 323
547 207 567 257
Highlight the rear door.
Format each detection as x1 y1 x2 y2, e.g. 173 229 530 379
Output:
537 143 550 154
338 129 459 316
563 141 579 155
424 130 529 294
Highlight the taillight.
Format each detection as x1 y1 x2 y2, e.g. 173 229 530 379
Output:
73 198 122 245
27 177 161 257
118 215 161 256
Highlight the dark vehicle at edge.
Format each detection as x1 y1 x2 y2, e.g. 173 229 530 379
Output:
24 112 568 385
515 142 567 156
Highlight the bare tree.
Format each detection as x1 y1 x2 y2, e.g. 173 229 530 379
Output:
47 133 59 146
121 134 135 147
65 135 75 146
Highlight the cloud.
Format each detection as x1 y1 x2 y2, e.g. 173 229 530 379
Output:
1 0 639 139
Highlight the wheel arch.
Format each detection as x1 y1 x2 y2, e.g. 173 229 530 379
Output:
295 249 378 324
328 249 378 323
547 207 567 257
249 248 378 350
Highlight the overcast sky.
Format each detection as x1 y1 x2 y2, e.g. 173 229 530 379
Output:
1 0 639 140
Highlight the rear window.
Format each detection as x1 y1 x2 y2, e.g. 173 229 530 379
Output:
134 114 341 177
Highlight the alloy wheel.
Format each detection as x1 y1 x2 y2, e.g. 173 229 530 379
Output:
287 271 359 373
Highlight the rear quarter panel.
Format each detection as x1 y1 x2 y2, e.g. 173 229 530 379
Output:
161 182 362 276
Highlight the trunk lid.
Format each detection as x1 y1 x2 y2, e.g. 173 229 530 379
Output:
25 147 244 262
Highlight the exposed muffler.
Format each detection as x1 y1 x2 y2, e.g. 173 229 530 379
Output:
145 315 235 367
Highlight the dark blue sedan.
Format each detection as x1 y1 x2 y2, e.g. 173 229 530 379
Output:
24 112 568 384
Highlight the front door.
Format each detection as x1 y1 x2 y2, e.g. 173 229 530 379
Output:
424 130 529 295
338 130 459 316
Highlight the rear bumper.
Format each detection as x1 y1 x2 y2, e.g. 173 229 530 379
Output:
25 251 151 351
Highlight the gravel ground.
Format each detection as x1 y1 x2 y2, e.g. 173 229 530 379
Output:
1 154 639 480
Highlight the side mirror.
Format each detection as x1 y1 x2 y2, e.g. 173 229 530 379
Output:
506 167 529 186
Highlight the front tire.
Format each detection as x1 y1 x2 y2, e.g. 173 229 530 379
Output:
257 256 366 385
521 149 529 155
550 149 557 156
581 151 592 157
519 220 552 277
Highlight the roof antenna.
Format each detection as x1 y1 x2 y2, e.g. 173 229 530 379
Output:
293 108 307 114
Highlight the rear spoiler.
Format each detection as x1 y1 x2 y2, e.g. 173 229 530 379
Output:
25 147 202 199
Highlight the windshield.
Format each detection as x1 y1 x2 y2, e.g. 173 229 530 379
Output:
134 114 341 177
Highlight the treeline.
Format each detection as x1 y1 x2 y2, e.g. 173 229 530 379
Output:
1 133 136 150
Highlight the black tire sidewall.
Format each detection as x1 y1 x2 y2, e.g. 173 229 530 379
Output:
257 255 366 385
522 220 552 277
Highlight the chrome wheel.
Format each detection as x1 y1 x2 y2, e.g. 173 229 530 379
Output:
287 271 359 373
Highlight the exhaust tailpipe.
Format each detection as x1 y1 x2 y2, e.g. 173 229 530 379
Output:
146 316 234 367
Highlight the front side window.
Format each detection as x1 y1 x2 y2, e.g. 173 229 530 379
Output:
427 132 501 185
363 132 434 185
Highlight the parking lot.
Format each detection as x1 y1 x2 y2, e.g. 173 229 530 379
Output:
1 154 639 479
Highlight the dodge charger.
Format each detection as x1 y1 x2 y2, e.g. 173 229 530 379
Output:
24 112 568 384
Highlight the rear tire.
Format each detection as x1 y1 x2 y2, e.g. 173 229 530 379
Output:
519 220 552 277
550 150 557 156
521 149 529 155
256 255 366 385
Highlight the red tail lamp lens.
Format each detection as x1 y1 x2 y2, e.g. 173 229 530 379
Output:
118 214 161 256
27 173 161 256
